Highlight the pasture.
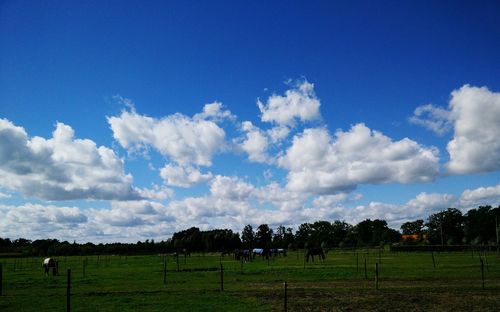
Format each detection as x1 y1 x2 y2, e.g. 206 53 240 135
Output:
1 249 500 311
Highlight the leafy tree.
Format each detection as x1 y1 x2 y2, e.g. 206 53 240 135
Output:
241 224 255 248
273 225 286 248
464 206 500 244
283 227 295 249
331 220 352 247
255 224 273 248
355 219 400 246
400 219 425 235
427 208 464 245
294 223 312 249
311 221 334 248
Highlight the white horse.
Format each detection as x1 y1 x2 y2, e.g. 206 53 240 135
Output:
252 248 269 259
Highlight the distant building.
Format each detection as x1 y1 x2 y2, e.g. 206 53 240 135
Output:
401 234 428 242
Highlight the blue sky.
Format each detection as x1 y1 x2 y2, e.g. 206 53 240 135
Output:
1 0 500 242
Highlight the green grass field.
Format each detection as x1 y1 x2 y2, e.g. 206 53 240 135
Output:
1 249 500 311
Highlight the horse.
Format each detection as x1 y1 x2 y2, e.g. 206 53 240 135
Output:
252 248 269 260
277 248 287 257
234 249 251 261
305 247 325 262
42 257 58 276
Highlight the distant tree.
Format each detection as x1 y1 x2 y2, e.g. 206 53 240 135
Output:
241 224 255 249
427 208 464 245
255 224 273 248
464 206 500 244
355 219 400 246
331 220 352 247
283 227 295 249
273 225 286 248
294 223 312 249
311 221 334 248
400 219 425 235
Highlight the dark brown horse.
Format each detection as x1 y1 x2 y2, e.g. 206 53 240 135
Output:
234 249 251 261
305 247 325 262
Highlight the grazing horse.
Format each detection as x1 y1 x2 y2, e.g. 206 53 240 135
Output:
252 248 269 260
305 247 325 262
269 248 287 257
277 248 287 257
42 258 58 276
234 249 251 261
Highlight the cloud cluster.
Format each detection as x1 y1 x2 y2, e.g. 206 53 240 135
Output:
278 124 440 194
258 80 321 126
460 184 500 207
0 203 88 239
410 85 500 175
2 179 499 242
0 119 139 201
107 103 227 166
160 164 213 188
2 81 499 242
446 85 500 174
237 121 271 163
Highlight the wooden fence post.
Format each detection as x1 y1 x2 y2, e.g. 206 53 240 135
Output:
480 258 485 290
284 281 288 312
375 263 379 290
163 259 167 285
364 257 367 279
431 251 436 269
220 263 224 291
356 253 359 272
67 269 71 312
0 263 3 296
176 254 180 272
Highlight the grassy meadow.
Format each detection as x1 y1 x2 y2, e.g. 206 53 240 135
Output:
1 249 500 311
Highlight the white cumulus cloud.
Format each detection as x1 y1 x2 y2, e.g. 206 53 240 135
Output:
278 124 440 194
446 85 500 174
160 164 213 188
460 184 500 207
257 80 321 127
0 119 139 201
108 104 226 166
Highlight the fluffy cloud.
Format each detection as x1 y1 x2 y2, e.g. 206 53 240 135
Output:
257 80 321 126
108 104 226 166
409 104 452 136
278 124 439 194
460 184 500 207
160 164 213 188
237 121 271 163
446 85 500 174
236 121 292 164
0 119 139 201
209 175 255 201
0 204 88 239
193 101 235 122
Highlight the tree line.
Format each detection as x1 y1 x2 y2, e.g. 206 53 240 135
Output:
0 205 498 256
